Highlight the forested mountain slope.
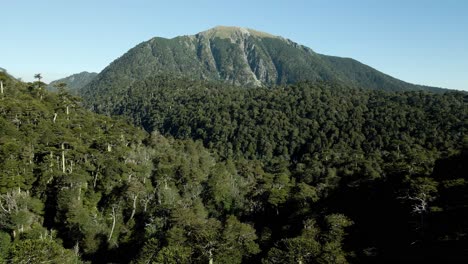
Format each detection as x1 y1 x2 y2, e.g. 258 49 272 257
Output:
47 71 97 93
86 75 465 161
80 26 445 103
83 73 467 262
0 72 268 263
1 68 466 263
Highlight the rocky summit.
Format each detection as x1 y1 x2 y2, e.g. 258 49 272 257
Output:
80 26 443 102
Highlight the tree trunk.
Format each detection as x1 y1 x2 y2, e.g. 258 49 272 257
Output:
77 184 81 201
74 242 80 256
50 151 54 168
69 160 74 173
108 207 116 242
0 201 8 213
53 113 58 123
157 191 162 205
93 172 99 188
143 194 154 213
61 143 66 173
130 195 138 220
1 80 3 94
209 250 213 264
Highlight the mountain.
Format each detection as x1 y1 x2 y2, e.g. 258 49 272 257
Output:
48 71 97 92
81 26 445 99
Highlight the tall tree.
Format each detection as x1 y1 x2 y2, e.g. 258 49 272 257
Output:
34 73 42 83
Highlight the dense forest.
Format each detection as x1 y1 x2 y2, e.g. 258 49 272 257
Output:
0 69 467 263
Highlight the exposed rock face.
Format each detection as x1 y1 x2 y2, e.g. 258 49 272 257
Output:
80 26 444 102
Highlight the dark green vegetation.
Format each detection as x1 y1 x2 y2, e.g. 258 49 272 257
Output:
0 72 265 263
48 71 97 93
81 26 445 101
78 67 468 262
0 64 468 263
1 64 467 264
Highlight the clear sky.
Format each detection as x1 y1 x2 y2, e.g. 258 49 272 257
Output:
2 0 467 90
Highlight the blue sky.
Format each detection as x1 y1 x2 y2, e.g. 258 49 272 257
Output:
2 0 467 90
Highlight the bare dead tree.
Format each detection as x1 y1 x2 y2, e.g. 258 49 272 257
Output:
108 206 117 242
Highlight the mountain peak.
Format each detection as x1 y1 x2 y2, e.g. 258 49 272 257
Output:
82 27 446 94
197 26 278 39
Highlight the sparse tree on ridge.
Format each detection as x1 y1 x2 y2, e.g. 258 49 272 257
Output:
34 73 42 83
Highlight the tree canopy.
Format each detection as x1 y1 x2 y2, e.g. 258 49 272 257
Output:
0 71 466 263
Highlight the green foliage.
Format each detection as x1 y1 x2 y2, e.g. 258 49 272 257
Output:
81 74 465 262
0 232 10 262
218 216 260 263
87 77 464 164
0 71 466 263
264 215 353 264
153 245 192 264
9 238 81 263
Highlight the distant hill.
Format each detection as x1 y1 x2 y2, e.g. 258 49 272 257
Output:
81 26 445 101
0 67 17 80
48 71 97 92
